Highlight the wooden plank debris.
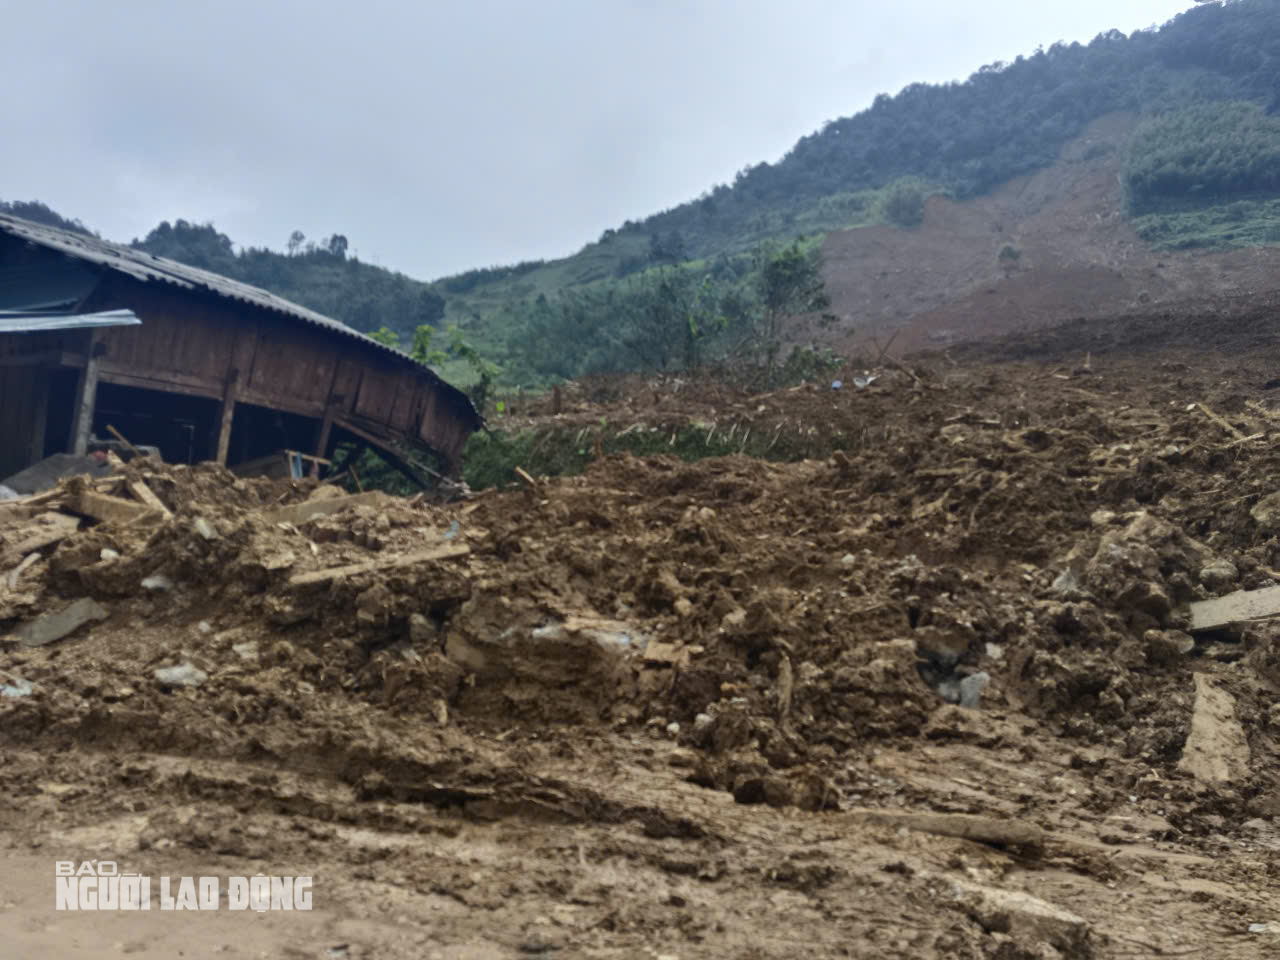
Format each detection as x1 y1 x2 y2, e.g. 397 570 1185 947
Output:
1195 403 1247 442
1 514 80 564
1225 432 1265 448
287 542 470 587
6 552 42 590
1188 584 1280 632
71 490 161 525
847 809 1045 850
1176 674 1250 784
127 480 172 518
105 423 145 460
259 489 386 526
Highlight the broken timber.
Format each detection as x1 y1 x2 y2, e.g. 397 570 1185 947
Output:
127 480 172 518
70 490 162 526
0 514 80 565
1195 403 1247 442
259 490 386 526
288 542 469 587
1188 584 1280 632
847 810 1045 850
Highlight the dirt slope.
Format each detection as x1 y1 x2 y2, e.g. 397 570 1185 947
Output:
813 112 1280 356
4 299 1280 957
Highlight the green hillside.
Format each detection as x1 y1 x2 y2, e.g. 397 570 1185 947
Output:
14 0 1280 387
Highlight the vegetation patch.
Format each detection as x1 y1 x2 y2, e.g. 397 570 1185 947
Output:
461 418 858 491
1132 199 1280 251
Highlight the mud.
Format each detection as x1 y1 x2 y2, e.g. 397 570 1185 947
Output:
4 305 1280 958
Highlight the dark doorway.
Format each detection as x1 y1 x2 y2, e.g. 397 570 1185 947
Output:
225 402 320 467
43 368 79 457
93 382 221 464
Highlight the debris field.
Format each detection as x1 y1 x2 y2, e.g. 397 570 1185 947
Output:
2 301 1280 959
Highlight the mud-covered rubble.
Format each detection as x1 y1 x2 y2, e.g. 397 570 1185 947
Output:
4 333 1280 956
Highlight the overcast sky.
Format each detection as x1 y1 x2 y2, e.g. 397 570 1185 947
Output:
3 0 1194 280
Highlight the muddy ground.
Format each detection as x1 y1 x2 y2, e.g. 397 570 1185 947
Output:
4 302 1280 958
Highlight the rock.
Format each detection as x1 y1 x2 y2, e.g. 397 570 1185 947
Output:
1144 629 1195 665
693 712 713 735
99 548 120 562
665 721 680 736
196 621 213 634
957 672 989 709
0 677 32 698
532 617 649 654
306 484 347 502
1115 580 1172 621
1248 923 1280 935
355 583 393 626
914 626 972 670
231 640 259 662
840 553 857 566
952 880 1091 954
408 612 433 645
12 597 109 647
141 574 173 592
1200 559 1239 590
1050 568 1082 597
1251 491 1280 530
1177 674 1250 785
153 663 208 688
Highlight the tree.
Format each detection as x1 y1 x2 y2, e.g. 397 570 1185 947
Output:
327 234 349 259
416 287 446 327
754 243 830 388
367 325 400 347
287 230 305 256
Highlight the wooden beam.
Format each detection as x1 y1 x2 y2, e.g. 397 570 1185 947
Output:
0 349 64 368
287 542 469 587
1189 585 1280 632
214 377 237 466
215 324 259 466
95 365 222 400
127 479 172 519
312 405 337 478
68 330 104 455
27 368 49 465
310 356 344 478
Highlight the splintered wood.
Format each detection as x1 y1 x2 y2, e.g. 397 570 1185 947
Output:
288 542 470 586
1 514 80 565
71 490 161 525
1188 584 1280 632
127 480 172 518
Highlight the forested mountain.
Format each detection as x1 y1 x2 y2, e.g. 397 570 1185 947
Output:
131 221 447 335
12 0 1280 386
0 200 94 237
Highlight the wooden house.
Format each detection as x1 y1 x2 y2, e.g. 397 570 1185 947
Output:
0 213 483 482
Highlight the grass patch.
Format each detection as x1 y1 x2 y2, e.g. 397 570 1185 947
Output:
1131 198 1280 251
461 420 858 490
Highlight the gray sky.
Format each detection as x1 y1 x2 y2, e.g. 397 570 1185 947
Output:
3 0 1193 280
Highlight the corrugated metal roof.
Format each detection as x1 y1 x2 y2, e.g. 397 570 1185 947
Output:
0 212 436 371
0 308 141 333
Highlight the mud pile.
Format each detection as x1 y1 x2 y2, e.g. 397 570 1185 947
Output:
3 311 1280 957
